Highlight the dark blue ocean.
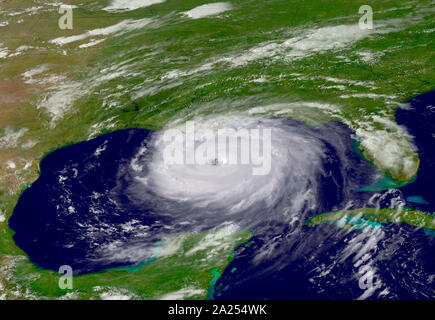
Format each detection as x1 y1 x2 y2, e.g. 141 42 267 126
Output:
8 91 435 299
214 90 435 300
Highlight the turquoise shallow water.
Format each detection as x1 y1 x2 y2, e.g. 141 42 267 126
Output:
2 0 434 300
406 196 429 205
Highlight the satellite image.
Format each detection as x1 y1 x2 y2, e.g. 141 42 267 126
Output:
0 0 434 302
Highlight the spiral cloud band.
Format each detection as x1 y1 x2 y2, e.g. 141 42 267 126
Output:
159 120 272 175
10 116 376 275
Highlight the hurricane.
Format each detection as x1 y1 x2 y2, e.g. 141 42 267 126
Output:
142 116 375 225
9 101 435 299
2 0 435 301
9 115 371 270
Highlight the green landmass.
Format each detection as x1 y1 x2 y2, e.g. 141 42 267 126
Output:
0 0 434 299
1 227 251 299
305 207 435 230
